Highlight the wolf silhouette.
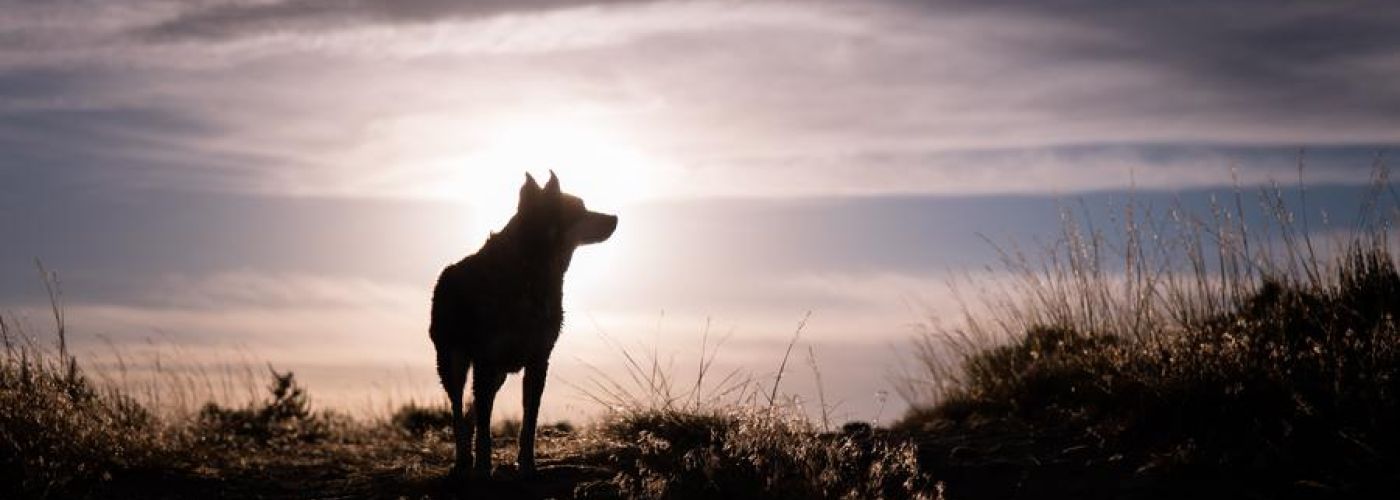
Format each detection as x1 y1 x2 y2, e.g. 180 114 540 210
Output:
430 171 617 480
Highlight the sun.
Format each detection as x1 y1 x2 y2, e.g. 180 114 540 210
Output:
444 111 650 303
458 113 654 235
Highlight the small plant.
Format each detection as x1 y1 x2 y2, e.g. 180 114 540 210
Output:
543 420 576 436
597 407 935 499
573 314 938 499
389 402 577 440
0 269 170 498
196 366 332 446
0 356 167 498
390 402 453 437
494 417 522 439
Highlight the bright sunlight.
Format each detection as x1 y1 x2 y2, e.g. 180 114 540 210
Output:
447 112 653 303
460 113 655 234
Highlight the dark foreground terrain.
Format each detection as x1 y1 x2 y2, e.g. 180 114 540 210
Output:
8 252 1400 500
7 191 1400 499
19 407 1395 500
7 365 1398 500
92 429 616 499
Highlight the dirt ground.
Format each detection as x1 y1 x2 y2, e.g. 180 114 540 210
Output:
96 433 617 500
86 424 1368 500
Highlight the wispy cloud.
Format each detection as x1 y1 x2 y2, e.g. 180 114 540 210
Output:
139 271 425 311
2 1 1397 199
135 0 655 42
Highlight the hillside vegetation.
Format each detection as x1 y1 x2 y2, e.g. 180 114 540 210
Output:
0 285 934 499
898 175 1400 498
4 173 1399 499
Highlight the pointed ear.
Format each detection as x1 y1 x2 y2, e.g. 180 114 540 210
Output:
519 172 541 209
544 170 561 199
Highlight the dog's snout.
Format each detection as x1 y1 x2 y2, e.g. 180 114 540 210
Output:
592 213 617 243
602 214 618 236
572 211 618 245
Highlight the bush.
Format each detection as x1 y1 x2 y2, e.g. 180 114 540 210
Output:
196 367 334 446
940 245 1397 433
389 402 577 440
390 402 453 437
597 408 936 499
0 356 167 498
900 175 1400 491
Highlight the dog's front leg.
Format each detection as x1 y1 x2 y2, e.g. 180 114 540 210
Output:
470 368 506 480
518 360 549 477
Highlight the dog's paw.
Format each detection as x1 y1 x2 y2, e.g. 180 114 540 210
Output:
447 464 472 487
471 465 494 481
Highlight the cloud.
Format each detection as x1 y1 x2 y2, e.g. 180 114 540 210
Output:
1 1 1397 202
663 144 1389 198
138 271 426 311
135 0 654 41
954 1 1400 124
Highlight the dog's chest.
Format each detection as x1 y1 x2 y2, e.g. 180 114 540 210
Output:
473 274 563 368
478 300 560 371
433 251 566 370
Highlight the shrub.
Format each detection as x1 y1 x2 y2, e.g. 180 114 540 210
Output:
196 367 334 446
899 173 1400 491
0 355 167 498
390 402 453 437
597 408 936 499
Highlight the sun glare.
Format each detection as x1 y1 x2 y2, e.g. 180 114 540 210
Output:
460 113 654 234
445 112 651 304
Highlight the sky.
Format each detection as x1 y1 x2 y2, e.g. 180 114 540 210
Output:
2 0 1399 423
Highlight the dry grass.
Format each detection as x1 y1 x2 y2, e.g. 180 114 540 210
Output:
1 274 938 499
563 312 939 499
897 165 1400 494
0 263 176 497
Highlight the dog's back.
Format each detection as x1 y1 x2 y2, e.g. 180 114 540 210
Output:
430 247 561 374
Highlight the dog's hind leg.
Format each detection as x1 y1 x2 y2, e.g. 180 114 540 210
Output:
470 367 506 479
518 360 549 477
437 348 472 478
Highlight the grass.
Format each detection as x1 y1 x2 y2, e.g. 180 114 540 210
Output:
563 311 939 499
0 345 169 497
0 327 452 498
0 276 936 498
1 264 173 497
897 166 1400 496
589 407 931 499
192 367 346 447
8 164 1400 498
